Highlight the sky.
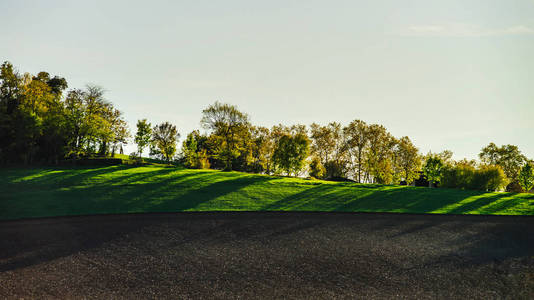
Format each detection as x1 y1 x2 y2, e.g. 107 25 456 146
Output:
1 0 533 159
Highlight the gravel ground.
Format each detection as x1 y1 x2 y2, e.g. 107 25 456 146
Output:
0 212 533 299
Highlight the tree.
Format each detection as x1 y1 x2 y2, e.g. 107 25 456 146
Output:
436 150 454 166
106 107 130 157
135 119 152 157
479 143 526 181
518 162 534 192
365 124 394 184
343 120 369 183
310 122 349 179
0 62 126 164
394 136 422 185
423 155 444 188
182 130 210 169
247 126 271 173
272 132 310 176
151 122 179 163
200 101 249 171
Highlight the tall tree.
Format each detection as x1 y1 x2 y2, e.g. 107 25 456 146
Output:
394 136 422 185
479 143 526 182
135 119 152 157
518 162 534 192
201 101 249 171
247 126 271 173
109 109 130 156
365 124 394 184
343 120 369 183
151 122 179 163
310 122 348 179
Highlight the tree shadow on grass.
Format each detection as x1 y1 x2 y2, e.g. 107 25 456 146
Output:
445 193 525 215
43 169 277 216
142 173 276 211
4 165 135 187
336 187 526 215
261 182 532 217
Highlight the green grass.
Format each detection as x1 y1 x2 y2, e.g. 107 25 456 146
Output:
1 165 533 220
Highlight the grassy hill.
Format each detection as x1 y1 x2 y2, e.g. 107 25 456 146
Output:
1 165 533 220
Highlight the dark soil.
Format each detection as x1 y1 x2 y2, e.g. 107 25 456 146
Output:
1 212 533 299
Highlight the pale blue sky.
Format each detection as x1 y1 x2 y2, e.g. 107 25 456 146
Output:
1 0 533 159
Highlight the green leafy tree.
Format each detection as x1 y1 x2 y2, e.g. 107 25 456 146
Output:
343 120 369 183
109 111 130 157
201 101 249 171
365 124 395 184
479 143 526 181
182 130 211 169
310 122 349 179
518 162 534 192
423 155 444 187
393 136 422 185
0 62 126 164
246 126 271 173
135 119 152 157
151 122 179 163
272 132 310 176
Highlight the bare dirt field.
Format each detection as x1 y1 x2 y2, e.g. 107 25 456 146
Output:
1 212 533 299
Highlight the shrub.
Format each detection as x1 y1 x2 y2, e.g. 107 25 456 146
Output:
441 164 507 192
184 150 211 169
309 156 326 179
195 150 211 169
506 180 524 193
129 152 143 165
470 165 508 192
441 164 475 189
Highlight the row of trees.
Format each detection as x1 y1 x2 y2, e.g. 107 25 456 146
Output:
2 62 532 192
422 144 533 192
140 102 531 192
0 62 129 164
133 119 180 163
169 102 423 185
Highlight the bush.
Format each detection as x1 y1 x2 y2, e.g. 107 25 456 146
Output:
441 164 507 192
185 150 210 169
506 180 524 193
441 164 475 189
309 156 325 179
129 152 143 165
324 161 350 180
470 165 508 192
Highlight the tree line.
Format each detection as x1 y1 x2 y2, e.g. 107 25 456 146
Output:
140 101 533 193
1 62 533 193
0 62 129 164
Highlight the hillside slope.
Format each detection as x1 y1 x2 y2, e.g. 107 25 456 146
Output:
1 165 533 220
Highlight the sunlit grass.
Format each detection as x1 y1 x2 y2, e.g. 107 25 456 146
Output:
1 165 533 220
